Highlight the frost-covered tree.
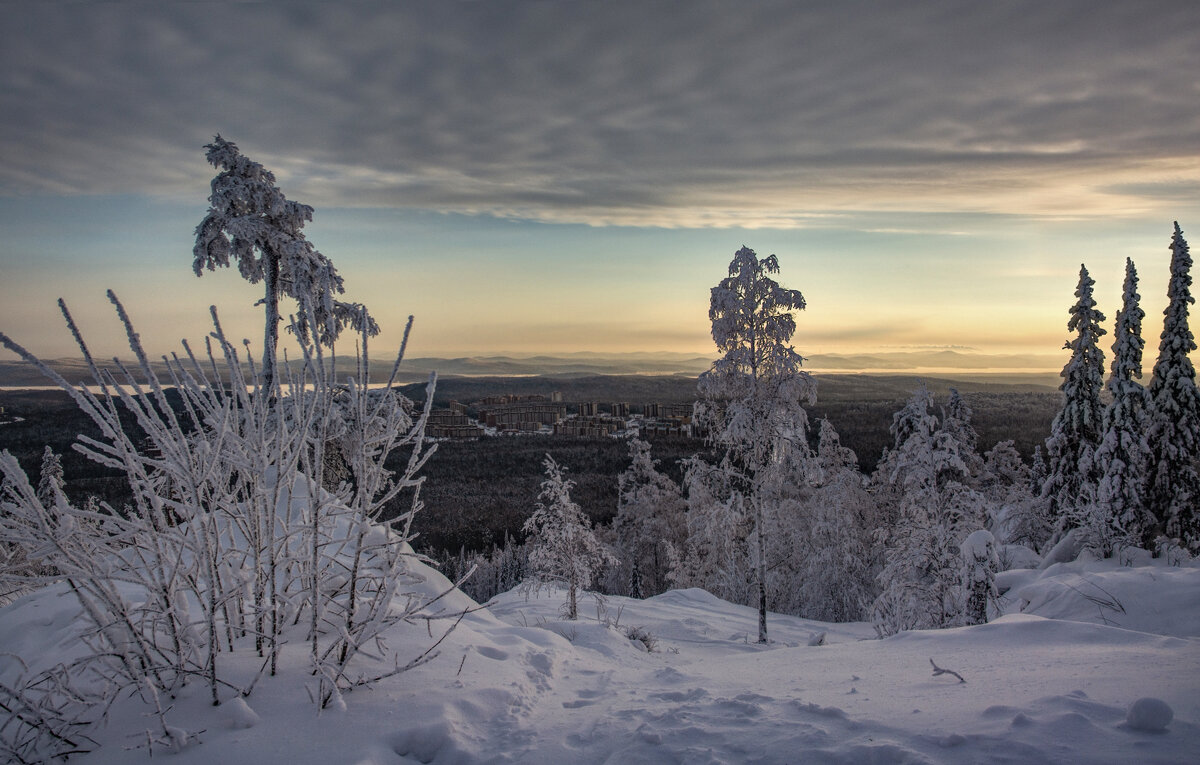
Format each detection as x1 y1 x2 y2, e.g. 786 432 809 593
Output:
693 246 816 643
1006 444 1052 550
792 418 875 622
941 388 983 483
36 446 65 509
980 440 1035 546
613 437 685 598
1145 223 1200 551
194 136 378 391
871 386 987 635
1041 264 1106 541
523 456 612 619
960 529 998 626
1092 258 1154 554
675 455 752 603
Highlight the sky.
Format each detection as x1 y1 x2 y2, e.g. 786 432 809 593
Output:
1 1 1198 367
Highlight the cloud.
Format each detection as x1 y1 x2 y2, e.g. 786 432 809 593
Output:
1 1 1198 227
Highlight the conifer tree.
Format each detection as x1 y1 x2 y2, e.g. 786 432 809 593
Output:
942 388 983 483
194 136 378 391
693 246 815 643
523 456 612 619
1041 265 1106 541
36 446 64 509
1145 223 1200 551
1092 258 1154 553
1029 445 1047 495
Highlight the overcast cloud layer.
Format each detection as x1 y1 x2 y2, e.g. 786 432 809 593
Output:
3 1 1198 228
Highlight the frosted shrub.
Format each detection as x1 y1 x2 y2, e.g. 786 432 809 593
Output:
0 295 459 760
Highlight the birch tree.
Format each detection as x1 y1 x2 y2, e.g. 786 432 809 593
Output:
694 246 815 643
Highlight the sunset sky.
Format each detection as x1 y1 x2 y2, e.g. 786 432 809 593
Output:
1 2 1198 367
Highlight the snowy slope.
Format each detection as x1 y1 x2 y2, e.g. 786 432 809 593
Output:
2 559 1198 764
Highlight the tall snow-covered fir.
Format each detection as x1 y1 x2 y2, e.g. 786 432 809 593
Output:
1145 223 1200 551
693 246 816 643
1091 258 1154 553
1041 264 1107 543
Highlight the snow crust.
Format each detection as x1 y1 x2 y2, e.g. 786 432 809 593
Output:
2 555 1197 764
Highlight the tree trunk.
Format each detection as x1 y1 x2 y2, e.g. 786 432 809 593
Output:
262 251 280 393
756 496 768 643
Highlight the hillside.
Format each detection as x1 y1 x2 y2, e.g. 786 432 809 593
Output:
2 553 1196 764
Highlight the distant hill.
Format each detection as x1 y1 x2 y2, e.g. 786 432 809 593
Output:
1 351 1062 388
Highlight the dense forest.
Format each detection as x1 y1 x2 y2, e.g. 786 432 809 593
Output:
0 378 1060 554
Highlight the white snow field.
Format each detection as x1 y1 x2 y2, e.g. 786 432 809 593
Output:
2 555 1197 764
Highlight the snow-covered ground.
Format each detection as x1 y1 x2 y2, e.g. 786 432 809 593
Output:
2 556 1197 764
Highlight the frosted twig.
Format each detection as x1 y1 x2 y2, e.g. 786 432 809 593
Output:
929 658 965 684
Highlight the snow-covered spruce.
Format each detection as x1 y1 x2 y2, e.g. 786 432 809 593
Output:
1145 222 1200 551
1092 257 1154 554
1042 264 1106 544
35 446 65 509
691 245 816 643
523 456 613 620
941 388 984 483
0 296 458 761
